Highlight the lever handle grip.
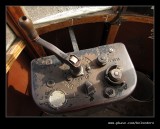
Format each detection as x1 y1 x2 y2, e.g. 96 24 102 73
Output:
18 16 39 40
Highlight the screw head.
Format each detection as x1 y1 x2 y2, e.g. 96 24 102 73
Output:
104 87 116 98
97 53 108 66
109 69 122 82
46 80 55 87
109 47 114 53
46 59 52 65
114 71 119 76
100 56 106 60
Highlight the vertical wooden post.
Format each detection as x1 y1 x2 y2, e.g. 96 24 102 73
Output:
106 24 120 44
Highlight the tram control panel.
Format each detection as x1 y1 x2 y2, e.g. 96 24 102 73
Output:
18 16 137 114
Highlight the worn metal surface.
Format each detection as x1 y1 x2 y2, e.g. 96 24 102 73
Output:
31 43 137 114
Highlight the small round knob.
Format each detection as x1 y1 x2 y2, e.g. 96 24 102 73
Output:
46 80 55 87
105 65 123 85
97 53 108 66
108 68 122 82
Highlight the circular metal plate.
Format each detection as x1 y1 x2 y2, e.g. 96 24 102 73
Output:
48 90 66 108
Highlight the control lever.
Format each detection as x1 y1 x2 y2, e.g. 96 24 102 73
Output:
18 16 137 114
18 16 83 76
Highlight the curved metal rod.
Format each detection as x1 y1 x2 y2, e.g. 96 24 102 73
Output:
18 16 83 76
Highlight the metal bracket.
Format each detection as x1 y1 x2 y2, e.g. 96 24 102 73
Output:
68 27 79 52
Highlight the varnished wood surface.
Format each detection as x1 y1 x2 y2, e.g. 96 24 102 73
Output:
36 13 115 35
6 39 26 73
121 15 153 24
107 24 120 44
7 51 42 116
36 13 153 36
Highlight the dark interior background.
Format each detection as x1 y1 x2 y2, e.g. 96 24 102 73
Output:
40 22 109 54
114 21 153 80
7 7 154 116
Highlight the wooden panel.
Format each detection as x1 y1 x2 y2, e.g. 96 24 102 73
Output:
36 13 153 36
36 13 115 35
6 39 26 73
121 15 153 24
7 51 31 94
106 24 120 44
7 6 46 58
7 51 42 116
106 15 153 44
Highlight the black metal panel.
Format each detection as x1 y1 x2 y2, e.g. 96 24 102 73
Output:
31 43 137 114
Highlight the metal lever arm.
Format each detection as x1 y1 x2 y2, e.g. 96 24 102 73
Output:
18 16 83 76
